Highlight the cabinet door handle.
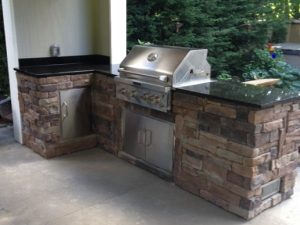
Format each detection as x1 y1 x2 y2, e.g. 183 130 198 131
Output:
137 130 145 145
145 129 152 147
62 101 69 121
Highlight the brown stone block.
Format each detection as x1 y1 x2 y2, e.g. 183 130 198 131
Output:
282 142 296 155
226 141 259 158
47 76 71 84
73 79 91 87
203 160 227 185
281 189 294 200
224 181 262 198
175 115 184 139
182 164 203 177
250 132 270 147
207 182 241 205
227 171 263 190
201 130 227 144
243 153 271 167
36 77 48 85
278 161 298 177
45 134 97 158
291 103 300 111
270 130 280 142
182 126 198 139
39 114 60 122
48 91 58 98
232 163 259 178
70 74 92 81
173 93 201 111
206 152 232 170
280 171 297 193
22 93 33 105
271 193 282 206
221 117 261 133
174 167 208 195
38 97 59 106
205 103 237 119
248 109 286 124
57 81 73 90
253 198 272 218
285 136 300 144
216 148 244 164
222 128 250 145
262 119 283 132
98 136 118 154
287 119 300 127
239 197 261 210
18 94 25 113
286 127 300 137
93 101 115 120
182 143 208 157
38 84 58 92
29 90 49 99
288 110 300 120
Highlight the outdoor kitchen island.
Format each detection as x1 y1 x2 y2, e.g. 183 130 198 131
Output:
16 63 299 220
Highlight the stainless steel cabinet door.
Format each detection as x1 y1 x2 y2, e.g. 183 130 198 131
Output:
123 109 174 172
123 110 146 159
60 88 91 140
144 118 174 172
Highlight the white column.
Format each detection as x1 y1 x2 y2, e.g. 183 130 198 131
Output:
2 0 22 143
110 0 126 72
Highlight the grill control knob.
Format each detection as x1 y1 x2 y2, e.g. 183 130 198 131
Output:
159 75 168 82
120 88 127 95
149 95 161 104
129 90 137 97
142 94 150 101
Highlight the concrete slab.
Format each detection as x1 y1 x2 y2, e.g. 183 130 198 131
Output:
0 126 299 225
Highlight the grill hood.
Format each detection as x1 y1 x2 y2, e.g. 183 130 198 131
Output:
118 45 211 87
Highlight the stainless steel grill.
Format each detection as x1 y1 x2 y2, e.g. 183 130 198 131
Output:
115 45 211 112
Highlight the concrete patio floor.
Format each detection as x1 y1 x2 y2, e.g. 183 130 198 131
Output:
0 126 299 225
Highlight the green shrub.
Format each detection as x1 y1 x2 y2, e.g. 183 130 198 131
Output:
242 49 300 90
127 0 273 77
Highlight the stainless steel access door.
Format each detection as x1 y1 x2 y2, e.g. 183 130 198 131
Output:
60 88 91 140
123 109 174 172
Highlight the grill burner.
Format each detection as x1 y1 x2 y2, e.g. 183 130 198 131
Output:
115 45 211 112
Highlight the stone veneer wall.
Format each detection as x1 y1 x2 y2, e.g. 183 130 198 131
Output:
91 74 123 154
173 92 299 219
17 72 97 158
91 73 174 155
17 72 299 219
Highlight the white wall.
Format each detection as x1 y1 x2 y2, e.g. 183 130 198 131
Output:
110 0 127 65
91 0 111 56
2 0 22 143
13 0 96 58
2 0 127 143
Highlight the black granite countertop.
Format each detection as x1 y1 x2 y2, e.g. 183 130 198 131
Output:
15 63 119 77
15 56 300 108
176 81 300 108
14 55 119 77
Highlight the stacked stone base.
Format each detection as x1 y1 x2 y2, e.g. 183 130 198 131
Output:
173 92 299 219
17 72 299 219
17 72 97 158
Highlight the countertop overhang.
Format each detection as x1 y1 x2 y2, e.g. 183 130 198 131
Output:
175 80 300 108
15 55 300 109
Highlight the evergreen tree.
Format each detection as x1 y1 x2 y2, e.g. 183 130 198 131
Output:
127 0 274 77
